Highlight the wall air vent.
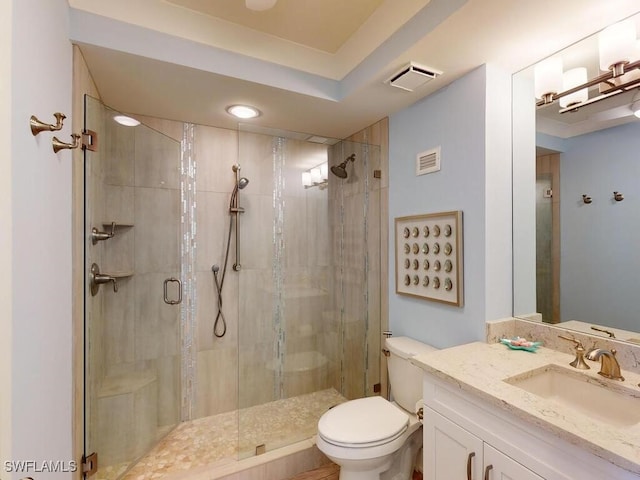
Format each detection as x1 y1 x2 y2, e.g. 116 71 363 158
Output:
387 62 442 92
416 147 441 176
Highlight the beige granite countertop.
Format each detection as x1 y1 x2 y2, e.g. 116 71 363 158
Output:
411 342 640 475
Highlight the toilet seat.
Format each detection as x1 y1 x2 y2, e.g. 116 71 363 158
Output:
318 396 409 448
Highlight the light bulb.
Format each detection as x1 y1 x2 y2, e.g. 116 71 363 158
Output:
599 19 637 73
310 167 322 184
560 67 588 108
226 105 261 119
113 115 140 127
534 57 563 100
320 163 328 181
302 172 312 187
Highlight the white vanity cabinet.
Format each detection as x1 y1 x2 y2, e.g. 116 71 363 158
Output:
424 407 542 480
422 372 639 480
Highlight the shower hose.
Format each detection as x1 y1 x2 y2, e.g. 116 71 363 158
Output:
211 187 239 338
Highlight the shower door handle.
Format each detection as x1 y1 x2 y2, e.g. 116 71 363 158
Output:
163 277 182 305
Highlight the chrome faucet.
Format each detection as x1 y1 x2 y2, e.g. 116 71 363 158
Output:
586 348 624 381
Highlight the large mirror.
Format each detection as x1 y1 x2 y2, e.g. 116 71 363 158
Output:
513 12 640 343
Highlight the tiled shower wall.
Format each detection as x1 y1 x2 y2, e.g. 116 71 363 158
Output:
160 120 388 411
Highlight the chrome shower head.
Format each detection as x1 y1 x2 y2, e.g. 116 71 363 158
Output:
330 154 356 179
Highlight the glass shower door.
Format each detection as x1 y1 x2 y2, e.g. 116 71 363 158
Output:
83 96 182 479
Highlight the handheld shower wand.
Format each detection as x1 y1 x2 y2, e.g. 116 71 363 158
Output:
212 165 250 338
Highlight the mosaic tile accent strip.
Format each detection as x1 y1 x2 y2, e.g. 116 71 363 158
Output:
181 122 197 421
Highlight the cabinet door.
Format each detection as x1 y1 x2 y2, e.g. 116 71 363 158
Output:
423 407 483 480
483 444 543 480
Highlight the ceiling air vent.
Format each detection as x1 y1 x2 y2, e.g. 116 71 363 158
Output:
387 62 442 92
416 147 441 176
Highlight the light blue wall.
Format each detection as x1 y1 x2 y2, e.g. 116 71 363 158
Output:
388 65 512 348
537 132 569 153
560 122 640 331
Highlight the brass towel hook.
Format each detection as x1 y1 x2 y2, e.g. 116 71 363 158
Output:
52 133 81 153
30 112 66 136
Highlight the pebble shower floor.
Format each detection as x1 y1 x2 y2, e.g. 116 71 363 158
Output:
97 389 346 480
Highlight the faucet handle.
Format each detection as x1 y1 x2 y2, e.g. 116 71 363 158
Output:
558 335 590 370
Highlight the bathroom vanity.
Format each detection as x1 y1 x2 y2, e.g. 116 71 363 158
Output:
412 342 640 479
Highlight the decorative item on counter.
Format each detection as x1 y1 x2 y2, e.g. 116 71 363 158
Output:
500 337 542 352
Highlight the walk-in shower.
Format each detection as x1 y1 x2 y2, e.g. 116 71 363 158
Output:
212 164 249 338
83 97 382 480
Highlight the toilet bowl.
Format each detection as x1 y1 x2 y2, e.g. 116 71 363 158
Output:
316 336 437 480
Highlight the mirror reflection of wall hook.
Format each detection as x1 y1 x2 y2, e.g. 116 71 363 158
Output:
613 191 624 202
582 194 592 204
52 133 81 153
30 112 66 136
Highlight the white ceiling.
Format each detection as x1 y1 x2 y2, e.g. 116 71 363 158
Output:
164 0 387 54
69 0 640 139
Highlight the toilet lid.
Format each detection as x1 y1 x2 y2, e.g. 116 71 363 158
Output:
318 396 409 447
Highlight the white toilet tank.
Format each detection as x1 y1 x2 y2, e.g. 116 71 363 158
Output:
386 336 438 412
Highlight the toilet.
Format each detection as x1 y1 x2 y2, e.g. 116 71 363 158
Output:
316 336 437 480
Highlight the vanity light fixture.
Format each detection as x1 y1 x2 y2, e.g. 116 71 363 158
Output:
226 104 261 119
535 19 640 112
113 115 140 127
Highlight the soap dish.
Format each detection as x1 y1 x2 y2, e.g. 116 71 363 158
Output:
500 337 542 352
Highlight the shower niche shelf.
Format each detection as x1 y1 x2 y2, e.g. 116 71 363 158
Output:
92 221 133 245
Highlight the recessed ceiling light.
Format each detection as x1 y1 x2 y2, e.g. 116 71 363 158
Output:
226 105 261 119
113 115 140 127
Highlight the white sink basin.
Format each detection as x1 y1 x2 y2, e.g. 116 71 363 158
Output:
505 364 640 427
